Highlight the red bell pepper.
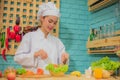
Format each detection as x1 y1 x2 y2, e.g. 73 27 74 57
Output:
7 27 10 39
2 49 7 61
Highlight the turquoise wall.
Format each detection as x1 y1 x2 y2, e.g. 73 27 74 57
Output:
0 0 120 74
60 0 90 73
59 0 119 74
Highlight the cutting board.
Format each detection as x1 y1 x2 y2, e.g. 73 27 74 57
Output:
17 74 51 78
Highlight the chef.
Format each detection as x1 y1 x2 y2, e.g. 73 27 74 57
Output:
14 2 69 74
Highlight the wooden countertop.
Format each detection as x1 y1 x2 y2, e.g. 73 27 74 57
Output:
0 75 120 80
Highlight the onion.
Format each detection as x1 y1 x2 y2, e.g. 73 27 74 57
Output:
102 70 110 79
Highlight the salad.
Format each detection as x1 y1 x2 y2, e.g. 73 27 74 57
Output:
46 64 68 73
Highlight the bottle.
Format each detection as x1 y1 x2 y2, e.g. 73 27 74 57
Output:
103 24 107 38
111 22 115 37
99 26 102 39
89 28 95 41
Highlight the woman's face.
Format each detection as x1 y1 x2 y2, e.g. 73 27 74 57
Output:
40 16 58 34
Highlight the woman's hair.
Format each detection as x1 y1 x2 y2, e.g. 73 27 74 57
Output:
23 16 47 35
38 16 46 27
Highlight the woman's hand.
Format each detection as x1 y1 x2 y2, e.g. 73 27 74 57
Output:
61 52 69 64
34 49 48 60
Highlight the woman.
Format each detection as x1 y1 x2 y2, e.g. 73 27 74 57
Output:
14 2 69 74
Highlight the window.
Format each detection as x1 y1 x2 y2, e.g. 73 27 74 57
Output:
36 4 39 7
36 0 39 2
16 14 19 17
17 8 20 12
54 1 57 4
29 10 33 13
36 10 38 13
3 19 6 23
29 22 32 25
23 21 26 24
10 14 13 18
35 22 38 25
23 9 27 12
35 16 37 19
3 13 7 17
23 3 27 6
8 45 11 48
48 0 51 2
29 16 32 19
9 26 12 30
3 26 6 29
17 2 20 6
4 7 7 10
42 0 45 2
11 1 14 5
4 1 8 4
10 8 14 11
8 39 11 42
9 20 13 23
30 4 33 7
23 15 26 18
14 45 18 49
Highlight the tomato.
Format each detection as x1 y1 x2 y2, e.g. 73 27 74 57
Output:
0 71 2 77
54 64 58 68
7 72 16 80
37 68 44 75
13 25 20 33
15 34 21 42
9 31 16 40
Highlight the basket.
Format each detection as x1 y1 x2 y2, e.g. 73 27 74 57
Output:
49 71 64 77
108 70 114 75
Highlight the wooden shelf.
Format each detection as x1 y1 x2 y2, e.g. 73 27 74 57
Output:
87 30 120 54
88 49 115 54
87 36 120 48
88 0 118 12
88 0 98 6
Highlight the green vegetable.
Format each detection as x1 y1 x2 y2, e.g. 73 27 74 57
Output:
46 64 68 73
91 56 120 71
1 32 5 48
16 68 26 75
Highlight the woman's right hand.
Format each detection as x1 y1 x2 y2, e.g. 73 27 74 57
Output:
34 49 48 60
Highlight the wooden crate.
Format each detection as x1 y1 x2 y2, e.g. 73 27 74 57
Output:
0 0 60 55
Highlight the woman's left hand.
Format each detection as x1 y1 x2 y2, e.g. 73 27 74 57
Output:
61 52 69 64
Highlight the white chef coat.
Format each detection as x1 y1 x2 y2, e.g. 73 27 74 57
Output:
14 28 66 74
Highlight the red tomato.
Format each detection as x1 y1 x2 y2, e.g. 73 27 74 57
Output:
37 68 44 75
15 34 21 42
9 32 16 40
13 25 20 33
0 71 2 77
7 72 16 80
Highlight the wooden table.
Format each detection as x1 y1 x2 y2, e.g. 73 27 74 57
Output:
0 75 120 80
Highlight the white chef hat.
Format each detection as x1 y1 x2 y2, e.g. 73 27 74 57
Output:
37 2 60 21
